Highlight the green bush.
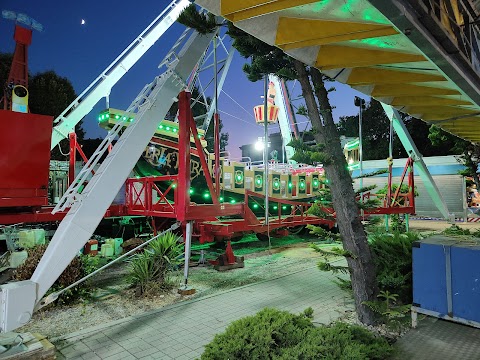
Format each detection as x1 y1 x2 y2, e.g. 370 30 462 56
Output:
128 231 183 295
14 245 92 305
369 231 420 304
201 308 393 360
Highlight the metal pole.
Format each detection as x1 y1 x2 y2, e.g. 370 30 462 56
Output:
264 75 269 225
387 110 394 231
359 103 364 221
213 36 220 198
359 104 363 195
183 221 192 288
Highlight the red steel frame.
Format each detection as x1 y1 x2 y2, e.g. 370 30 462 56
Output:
123 91 336 243
2 25 32 110
0 91 416 237
360 157 415 215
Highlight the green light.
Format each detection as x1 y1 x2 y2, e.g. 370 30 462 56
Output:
115 115 120 119
274 181 279 187
173 128 177 133
313 180 319 187
129 118 133 122
256 179 261 185
172 183 176 188
122 116 127 120
288 182 292 188
348 163 360 171
282 206 287 210
253 204 258 209
159 125 164 129
273 206 278 210
198 134 202 139
230 199 236 204
203 193 210 198
166 126 170 131
237 175 242 181
300 182 305 189
189 189 194 194
345 139 360 149
220 197 224 201
98 116 102 121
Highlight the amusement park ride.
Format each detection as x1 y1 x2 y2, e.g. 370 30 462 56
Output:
0 1 420 332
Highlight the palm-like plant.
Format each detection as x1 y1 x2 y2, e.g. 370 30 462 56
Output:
128 231 183 295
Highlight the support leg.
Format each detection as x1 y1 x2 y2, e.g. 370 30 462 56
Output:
412 308 418 328
179 222 195 295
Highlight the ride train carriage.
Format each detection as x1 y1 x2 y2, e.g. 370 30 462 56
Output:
98 108 326 217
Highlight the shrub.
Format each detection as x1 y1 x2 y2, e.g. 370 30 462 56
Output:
128 231 182 295
201 308 393 360
14 245 88 305
369 231 420 304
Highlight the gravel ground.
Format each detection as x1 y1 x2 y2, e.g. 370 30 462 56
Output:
18 243 334 339
16 220 472 339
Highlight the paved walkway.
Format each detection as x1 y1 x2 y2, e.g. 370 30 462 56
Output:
55 266 353 359
394 317 480 360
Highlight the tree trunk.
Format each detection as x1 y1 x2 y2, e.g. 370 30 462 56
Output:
293 60 378 325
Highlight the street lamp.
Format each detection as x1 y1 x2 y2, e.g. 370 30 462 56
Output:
354 96 366 203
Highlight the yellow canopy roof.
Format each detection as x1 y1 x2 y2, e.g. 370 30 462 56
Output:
197 0 480 142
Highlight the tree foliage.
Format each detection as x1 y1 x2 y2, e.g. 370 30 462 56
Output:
337 99 464 160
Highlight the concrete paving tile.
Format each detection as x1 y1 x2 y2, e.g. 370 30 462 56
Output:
132 346 160 359
56 268 350 360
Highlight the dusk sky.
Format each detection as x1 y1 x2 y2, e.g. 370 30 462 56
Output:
0 0 366 158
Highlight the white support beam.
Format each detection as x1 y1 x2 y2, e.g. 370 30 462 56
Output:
0 15 218 333
269 75 295 163
50 0 190 149
381 103 452 221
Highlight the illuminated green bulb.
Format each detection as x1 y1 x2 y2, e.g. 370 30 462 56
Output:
273 206 278 210
115 115 120 119
256 179 261 185
173 128 177 133
236 175 242 181
122 116 127 120
253 204 258 209
166 126 170 131
274 181 279 187
300 182 305 188
313 180 319 186
189 189 194 194
98 116 102 121
203 193 210 198
159 125 164 129
220 197 224 201
282 206 287 210
288 183 292 188
171 183 176 188
230 199 236 204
